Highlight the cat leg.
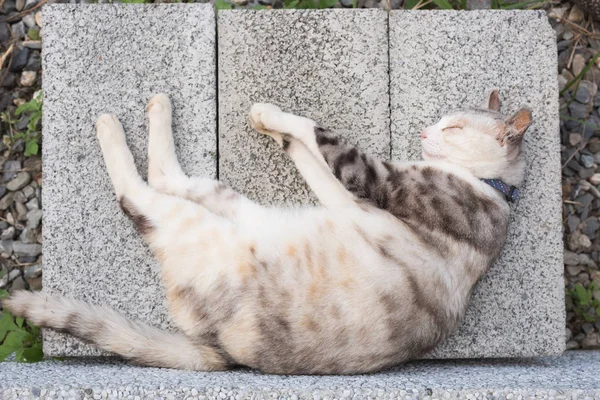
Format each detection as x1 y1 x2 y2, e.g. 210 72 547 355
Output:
146 94 263 221
96 113 213 236
286 139 357 208
249 107 356 208
249 103 393 204
249 103 329 169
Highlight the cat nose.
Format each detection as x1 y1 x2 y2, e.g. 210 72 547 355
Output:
420 130 428 139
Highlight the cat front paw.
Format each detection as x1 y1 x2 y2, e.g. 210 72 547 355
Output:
146 94 172 118
96 114 125 143
249 103 282 132
248 103 285 146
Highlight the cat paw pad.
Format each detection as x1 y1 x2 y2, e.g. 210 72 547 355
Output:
96 114 124 142
249 103 281 133
146 94 172 116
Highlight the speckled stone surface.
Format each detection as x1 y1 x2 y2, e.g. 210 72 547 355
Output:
1 351 599 399
218 10 390 206
390 11 564 358
42 4 216 356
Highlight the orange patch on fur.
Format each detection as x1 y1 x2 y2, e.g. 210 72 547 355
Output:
337 246 347 265
220 310 259 364
286 244 297 257
341 277 354 291
237 262 256 281
153 247 167 263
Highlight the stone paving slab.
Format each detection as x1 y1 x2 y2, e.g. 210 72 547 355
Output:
42 4 217 356
1 351 599 399
389 11 564 358
218 10 390 206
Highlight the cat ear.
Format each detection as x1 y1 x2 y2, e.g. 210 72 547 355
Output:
498 108 532 146
483 88 501 112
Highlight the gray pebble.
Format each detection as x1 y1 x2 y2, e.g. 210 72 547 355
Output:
564 250 580 265
0 192 15 211
13 191 27 204
12 242 41 257
22 185 35 199
26 209 42 228
340 0 354 6
6 172 31 191
24 51 41 72
0 265 7 288
579 253 597 268
10 21 26 41
566 327 572 340
1 73 17 89
582 323 595 334
582 332 600 348
19 227 36 244
566 216 581 233
575 84 591 103
18 256 37 263
574 332 586 342
22 14 36 29
3 160 22 181
23 263 41 280
581 154 594 168
24 0 38 9
0 240 13 255
9 46 30 73
557 39 572 51
565 118 582 131
0 22 10 43
567 265 583 276
25 197 38 210
581 217 600 238
10 276 26 291
15 202 28 221
15 114 30 131
8 268 20 282
569 101 589 119
0 221 8 230
15 0 24 10
579 168 595 180
1 227 16 240
566 340 579 350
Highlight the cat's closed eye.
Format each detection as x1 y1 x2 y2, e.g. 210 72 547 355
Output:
442 125 463 131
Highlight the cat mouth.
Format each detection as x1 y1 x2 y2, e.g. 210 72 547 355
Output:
422 149 446 160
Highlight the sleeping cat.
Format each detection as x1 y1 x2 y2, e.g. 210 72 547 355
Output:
3 89 531 374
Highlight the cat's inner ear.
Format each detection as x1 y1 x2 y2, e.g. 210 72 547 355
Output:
497 108 532 146
483 88 501 112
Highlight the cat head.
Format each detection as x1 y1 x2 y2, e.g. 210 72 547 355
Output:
420 89 532 187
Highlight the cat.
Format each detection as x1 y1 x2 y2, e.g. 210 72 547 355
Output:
3 89 532 375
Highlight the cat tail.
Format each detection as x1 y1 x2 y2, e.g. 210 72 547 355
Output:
2 291 228 371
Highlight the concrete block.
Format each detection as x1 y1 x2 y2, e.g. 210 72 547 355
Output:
1 351 599 398
42 4 216 356
218 10 390 206
389 11 563 358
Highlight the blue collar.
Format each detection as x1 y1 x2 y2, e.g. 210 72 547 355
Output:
482 179 519 203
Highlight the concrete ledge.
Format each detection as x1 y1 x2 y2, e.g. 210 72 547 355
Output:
389 11 564 359
1 352 599 399
42 4 217 356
